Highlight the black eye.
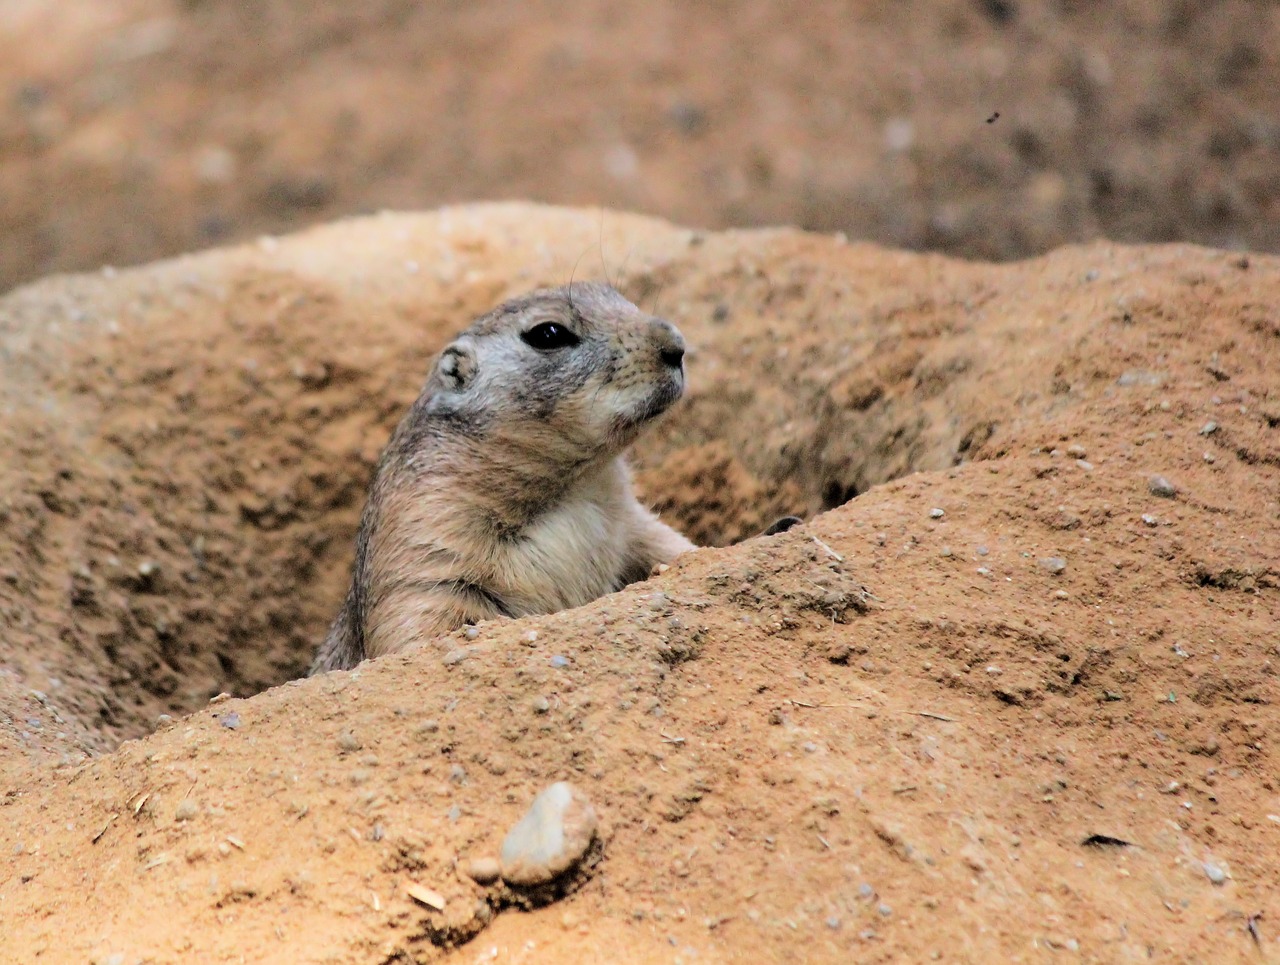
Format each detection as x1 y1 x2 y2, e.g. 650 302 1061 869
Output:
521 322 580 351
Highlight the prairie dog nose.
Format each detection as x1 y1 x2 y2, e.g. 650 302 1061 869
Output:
652 319 686 369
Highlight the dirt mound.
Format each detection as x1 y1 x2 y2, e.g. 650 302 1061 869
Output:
1 204 1278 962
2 0 1277 293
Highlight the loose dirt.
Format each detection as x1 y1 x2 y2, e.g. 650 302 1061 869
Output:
0 204 1277 962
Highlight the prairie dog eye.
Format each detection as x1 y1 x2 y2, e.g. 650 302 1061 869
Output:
521 322 580 350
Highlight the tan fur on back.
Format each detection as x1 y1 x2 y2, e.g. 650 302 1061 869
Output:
310 283 694 674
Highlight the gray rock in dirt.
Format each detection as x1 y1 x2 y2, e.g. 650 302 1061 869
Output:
500 781 598 887
1148 475 1178 498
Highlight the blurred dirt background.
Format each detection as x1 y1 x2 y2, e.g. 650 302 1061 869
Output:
1 0 1278 294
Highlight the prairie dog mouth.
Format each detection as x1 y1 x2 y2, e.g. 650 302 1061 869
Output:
612 371 684 436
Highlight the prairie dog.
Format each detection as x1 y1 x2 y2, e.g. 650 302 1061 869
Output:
310 282 695 674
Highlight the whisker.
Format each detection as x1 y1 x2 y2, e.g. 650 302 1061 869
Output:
597 206 614 289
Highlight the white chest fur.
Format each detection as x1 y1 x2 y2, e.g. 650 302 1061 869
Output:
487 459 636 614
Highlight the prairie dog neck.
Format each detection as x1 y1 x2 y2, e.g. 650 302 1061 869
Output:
483 456 642 611
362 451 649 660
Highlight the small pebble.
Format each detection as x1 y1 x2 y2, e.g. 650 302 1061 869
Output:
877 904 893 917
1066 444 1087 459
1203 861 1227 885
466 857 502 885
939 547 953 558
1118 370 1164 387
550 655 570 669
443 647 473 666
219 712 240 730
1203 451 1215 464
532 695 552 715
464 626 479 640
1038 556 1067 575
929 508 945 519
826 916 842 930
976 545 989 556
500 782 599 886
1148 475 1178 498
337 731 361 752
1141 514 1158 526
174 799 199 821
1199 421 1218 436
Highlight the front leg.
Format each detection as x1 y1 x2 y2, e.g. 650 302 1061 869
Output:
619 509 696 587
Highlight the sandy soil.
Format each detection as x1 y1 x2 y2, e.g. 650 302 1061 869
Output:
1 0 1277 294
0 203 1277 962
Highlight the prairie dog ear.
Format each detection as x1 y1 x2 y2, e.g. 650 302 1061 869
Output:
436 339 477 391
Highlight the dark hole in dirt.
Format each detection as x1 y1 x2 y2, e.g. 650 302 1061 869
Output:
822 480 861 511
978 0 1017 25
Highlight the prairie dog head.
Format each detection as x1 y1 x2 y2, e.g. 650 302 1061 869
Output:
425 282 686 463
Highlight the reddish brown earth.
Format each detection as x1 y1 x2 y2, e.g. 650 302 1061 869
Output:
0 204 1277 962
1 0 1278 295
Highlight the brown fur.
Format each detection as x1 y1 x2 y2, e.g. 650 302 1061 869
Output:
309 282 695 674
